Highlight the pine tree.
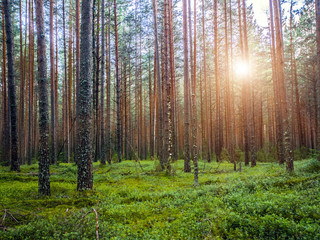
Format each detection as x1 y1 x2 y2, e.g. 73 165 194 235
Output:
50 0 56 165
316 0 320 160
183 0 191 172
77 0 93 190
100 0 106 165
114 0 121 163
34 0 50 194
4 0 19 171
272 0 294 171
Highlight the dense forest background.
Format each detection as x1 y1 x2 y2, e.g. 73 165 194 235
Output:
1 0 319 182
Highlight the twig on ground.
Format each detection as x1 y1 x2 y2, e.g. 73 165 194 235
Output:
8 212 18 223
1 209 7 226
125 138 145 172
92 208 99 240
0 204 18 229
74 207 99 239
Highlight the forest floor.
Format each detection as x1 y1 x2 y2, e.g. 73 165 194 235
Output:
0 158 319 239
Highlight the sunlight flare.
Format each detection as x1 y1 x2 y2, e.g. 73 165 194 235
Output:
234 59 250 77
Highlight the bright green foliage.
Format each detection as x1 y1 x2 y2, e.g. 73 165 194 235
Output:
0 160 320 239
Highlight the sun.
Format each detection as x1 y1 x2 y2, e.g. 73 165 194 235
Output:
234 59 250 77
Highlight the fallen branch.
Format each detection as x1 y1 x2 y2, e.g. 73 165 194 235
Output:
125 138 144 172
92 208 99 240
7 212 18 223
0 204 18 229
1 209 6 226
74 208 99 240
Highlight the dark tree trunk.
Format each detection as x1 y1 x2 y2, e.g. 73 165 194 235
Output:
62 0 69 163
94 0 100 163
75 0 80 164
100 0 106 165
55 0 59 164
1 8 9 167
68 3 72 163
19 0 25 165
27 0 34 165
4 0 20 171
187 0 193 170
106 2 111 164
77 0 93 190
316 0 320 160
34 0 50 194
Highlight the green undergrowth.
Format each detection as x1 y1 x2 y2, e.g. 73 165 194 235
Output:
0 159 320 239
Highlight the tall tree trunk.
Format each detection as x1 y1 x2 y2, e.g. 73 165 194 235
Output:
224 0 230 156
163 0 171 171
50 0 56 165
214 0 222 163
35 0 50 194
106 2 111 164
149 51 154 157
272 0 294 171
1 8 9 166
192 0 199 186
4 0 19 171
188 0 193 166
54 0 59 164
316 0 320 160
100 0 106 164
238 0 249 166
168 0 176 161
124 60 129 159
114 0 121 163
19 0 25 165
62 0 69 162
183 0 191 172
139 20 143 159
225 0 235 167
27 0 34 165
94 0 101 162
134 1 139 159
229 0 236 171
152 0 163 168
23 2 28 160
68 1 73 163
269 0 284 163
75 0 80 164
77 0 93 190
241 0 256 167
201 0 209 162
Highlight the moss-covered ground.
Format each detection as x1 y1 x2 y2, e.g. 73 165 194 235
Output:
0 159 319 239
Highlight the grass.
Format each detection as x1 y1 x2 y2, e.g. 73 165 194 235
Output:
0 159 320 239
